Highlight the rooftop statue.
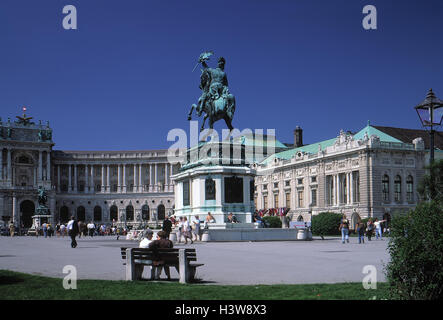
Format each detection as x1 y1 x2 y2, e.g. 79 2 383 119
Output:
188 51 236 132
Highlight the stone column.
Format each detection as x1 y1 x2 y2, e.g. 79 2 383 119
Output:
57 165 61 192
68 164 72 192
101 165 105 193
12 194 17 227
106 165 110 193
123 164 127 193
346 173 350 204
84 164 89 193
90 165 95 193
46 152 51 181
117 164 121 193
149 164 153 192
154 163 158 192
38 151 43 182
165 163 168 188
7 149 12 182
350 172 354 204
74 165 78 193
138 164 142 192
133 164 137 193
0 149 3 180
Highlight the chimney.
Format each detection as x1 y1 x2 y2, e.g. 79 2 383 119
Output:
294 126 303 147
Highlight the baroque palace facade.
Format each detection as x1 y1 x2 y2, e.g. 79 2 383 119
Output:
1 110 441 230
254 123 442 229
0 111 182 229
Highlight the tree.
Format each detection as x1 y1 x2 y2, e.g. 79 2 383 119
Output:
311 212 342 239
385 201 443 299
386 160 443 300
417 159 443 202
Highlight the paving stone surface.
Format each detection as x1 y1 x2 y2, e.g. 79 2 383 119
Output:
0 235 390 285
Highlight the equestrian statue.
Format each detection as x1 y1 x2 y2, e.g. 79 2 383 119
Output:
188 51 236 132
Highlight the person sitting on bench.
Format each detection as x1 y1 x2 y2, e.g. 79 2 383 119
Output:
148 231 174 280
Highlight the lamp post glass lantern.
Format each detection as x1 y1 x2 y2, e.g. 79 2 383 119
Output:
414 88 443 163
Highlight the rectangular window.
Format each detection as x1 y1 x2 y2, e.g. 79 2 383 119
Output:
263 195 268 209
274 182 279 189
311 189 317 206
183 180 190 206
285 192 291 209
326 175 334 205
285 180 290 187
298 190 304 207
263 184 267 191
274 193 279 208
311 176 317 183
297 178 303 185
353 171 360 203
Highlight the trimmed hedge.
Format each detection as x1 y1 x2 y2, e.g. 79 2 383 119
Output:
262 216 282 228
311 212 342 238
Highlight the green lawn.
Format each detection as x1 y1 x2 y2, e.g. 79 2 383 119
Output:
0 270 390 300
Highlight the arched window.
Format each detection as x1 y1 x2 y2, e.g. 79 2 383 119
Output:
110 205 118 221
60 206 69 223
94 206 102 221
394 175 402 202
142 205 150 221
406 175 414 202
157 204 165 220
77 206 86 221
382 175 390 202
126 205 134 221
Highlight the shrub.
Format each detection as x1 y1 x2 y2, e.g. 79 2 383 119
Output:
311 212 342 239
385 201 443 300
262 216 282 228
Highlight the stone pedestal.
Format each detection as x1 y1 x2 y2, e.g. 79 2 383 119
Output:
172 142 256 226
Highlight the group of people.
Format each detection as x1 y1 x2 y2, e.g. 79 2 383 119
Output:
32 221 117 238
339 216 388 244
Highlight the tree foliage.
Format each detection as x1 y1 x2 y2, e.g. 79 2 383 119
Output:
311 212 342 238
386 159 443 302
417 159 443 202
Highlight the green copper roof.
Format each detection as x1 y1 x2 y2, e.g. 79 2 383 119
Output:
353 124 403 143
232 134 289 149
260 124 403 165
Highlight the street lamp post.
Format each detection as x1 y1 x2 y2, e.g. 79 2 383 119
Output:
414 88 443 164
414 89 443 200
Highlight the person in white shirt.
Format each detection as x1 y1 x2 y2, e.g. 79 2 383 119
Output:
374 218 387 240
183 217 193 244
60 224 66 237
138 229 155 279
139 229 154 248
177 217 184 243
87 222 95 237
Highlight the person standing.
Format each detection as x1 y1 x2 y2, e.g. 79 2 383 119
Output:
192 215 201 241
356 222 365 244
67 216 80 248
42 222 48 238
9 222 15 237
162 216 173 239
366 219 374 241
374 218 386 240
339 216 350 244
183 217 193 244
177 217 184 243
60 223 66 238
87 221 95 237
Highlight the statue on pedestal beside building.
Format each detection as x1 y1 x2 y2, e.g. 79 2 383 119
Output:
188 51 236 132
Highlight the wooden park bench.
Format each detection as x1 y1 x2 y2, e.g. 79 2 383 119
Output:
120 247 204 283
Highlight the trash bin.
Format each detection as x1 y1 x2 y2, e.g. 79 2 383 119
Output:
297 228 307 240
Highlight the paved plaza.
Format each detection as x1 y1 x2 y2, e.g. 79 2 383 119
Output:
0 236 390 285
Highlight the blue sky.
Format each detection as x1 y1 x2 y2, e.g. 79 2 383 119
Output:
0 0 442 150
